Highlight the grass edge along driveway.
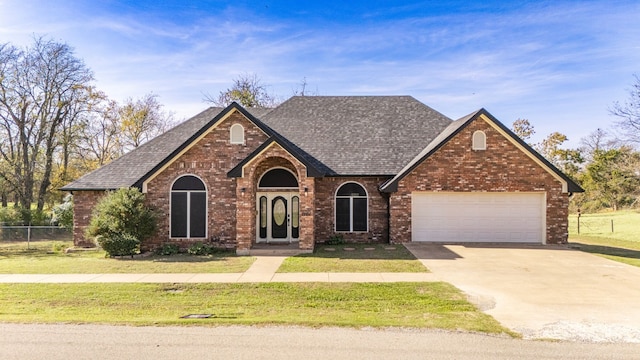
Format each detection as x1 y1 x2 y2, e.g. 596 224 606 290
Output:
0 282 513 336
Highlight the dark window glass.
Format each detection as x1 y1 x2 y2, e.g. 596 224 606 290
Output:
172 175 206 191
337 183 366 196
190 192 207 238
259 168 298 188
335 198 351 231
259 196 267 239
292 196 299 239
352 198 367 231
171 192 188 237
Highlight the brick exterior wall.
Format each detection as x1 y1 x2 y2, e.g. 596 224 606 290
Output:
236 144 314 252
71 190 106 247
71 110 571 250
389 116 570 244
142 111 269 251
314 177 390 243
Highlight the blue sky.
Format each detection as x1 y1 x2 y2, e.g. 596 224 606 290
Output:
1 0 639 147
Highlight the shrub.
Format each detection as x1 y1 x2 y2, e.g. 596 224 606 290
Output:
52 194 74 230
97 234 140 257
156 243 180 256
187 242 222 255
86 188 158 245
326 234 345 245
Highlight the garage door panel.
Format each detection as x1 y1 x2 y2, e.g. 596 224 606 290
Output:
411 192 544 243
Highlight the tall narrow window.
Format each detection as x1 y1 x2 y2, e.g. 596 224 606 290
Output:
472 130 487 150
335 182 368 232
230 124 245 144
171 175 207 238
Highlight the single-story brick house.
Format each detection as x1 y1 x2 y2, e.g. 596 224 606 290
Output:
62 96 583 254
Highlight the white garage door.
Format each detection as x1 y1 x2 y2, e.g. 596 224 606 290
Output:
411 192 545 243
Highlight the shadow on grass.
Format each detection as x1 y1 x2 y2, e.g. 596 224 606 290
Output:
571 242 640 260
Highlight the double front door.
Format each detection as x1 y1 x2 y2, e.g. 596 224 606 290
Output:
256 192 300 243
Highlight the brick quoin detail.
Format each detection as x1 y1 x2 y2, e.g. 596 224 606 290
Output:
389 117 570 244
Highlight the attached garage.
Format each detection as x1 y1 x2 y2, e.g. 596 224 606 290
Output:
411 192 545 243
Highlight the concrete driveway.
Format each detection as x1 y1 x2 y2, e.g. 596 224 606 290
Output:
405 243 640 342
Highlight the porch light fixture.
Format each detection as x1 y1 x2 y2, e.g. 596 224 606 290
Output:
304 187 308 196
241 187 246 195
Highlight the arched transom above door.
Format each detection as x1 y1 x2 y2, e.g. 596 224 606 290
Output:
258 168 299 189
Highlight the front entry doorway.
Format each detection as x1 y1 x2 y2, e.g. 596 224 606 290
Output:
256 192 300 243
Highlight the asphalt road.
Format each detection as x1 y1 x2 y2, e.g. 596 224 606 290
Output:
1 324 639 359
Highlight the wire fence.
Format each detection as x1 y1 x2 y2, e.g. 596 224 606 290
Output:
0 226 72 247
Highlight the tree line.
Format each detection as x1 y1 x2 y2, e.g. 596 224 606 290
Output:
0 37 172 223
511 77 640 212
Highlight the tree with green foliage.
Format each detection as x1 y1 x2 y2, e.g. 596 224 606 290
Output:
577 147 640 211
86 188 157 256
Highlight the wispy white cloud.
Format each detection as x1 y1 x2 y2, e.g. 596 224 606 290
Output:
0 0 639 145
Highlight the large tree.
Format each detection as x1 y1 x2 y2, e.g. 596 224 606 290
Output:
118 93 173 151
0 38 94 215
611 74 640 145
204 73 279 108
578 147 640 211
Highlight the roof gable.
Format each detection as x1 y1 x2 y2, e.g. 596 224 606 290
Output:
380 108 584 193
61 103 271 191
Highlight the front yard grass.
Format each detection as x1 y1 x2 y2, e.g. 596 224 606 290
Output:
0 282 511 335
278 244 428 273
0 241 255 274
568 210 640 268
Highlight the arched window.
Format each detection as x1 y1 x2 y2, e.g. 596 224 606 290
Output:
171 175 206 238
258 168 298 189
335 182 368 232
472 130 487 150
230 124 245 144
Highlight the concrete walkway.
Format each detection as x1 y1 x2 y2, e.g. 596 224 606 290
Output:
0 256 436 283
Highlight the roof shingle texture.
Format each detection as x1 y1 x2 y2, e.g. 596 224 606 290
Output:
62 96 453 190
261 96 452 175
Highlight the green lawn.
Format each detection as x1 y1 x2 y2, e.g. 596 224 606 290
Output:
0 282 511 335
0 241 255 273
278 244 428 273
568 210 640 267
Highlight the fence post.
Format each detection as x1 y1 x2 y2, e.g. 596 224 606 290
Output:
27 224 31 249
611 219 614 233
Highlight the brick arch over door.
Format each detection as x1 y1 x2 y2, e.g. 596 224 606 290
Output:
234 145 316 252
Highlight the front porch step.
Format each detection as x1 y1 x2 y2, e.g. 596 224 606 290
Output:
245 248 312 256
238 242 313 256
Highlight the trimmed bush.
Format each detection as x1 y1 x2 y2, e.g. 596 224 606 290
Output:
97 234 140 257
86 188 158 248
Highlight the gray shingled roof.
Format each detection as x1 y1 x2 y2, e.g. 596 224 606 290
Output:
260 96 452 175
61 96 453 190
61 107 225 190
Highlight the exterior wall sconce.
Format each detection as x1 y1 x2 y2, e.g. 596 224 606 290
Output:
304 187 308 196
241 187 246 195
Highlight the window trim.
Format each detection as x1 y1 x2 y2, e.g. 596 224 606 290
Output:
334 182 369 233
230 123 245 145
170 174 208 239
472 130 487 150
